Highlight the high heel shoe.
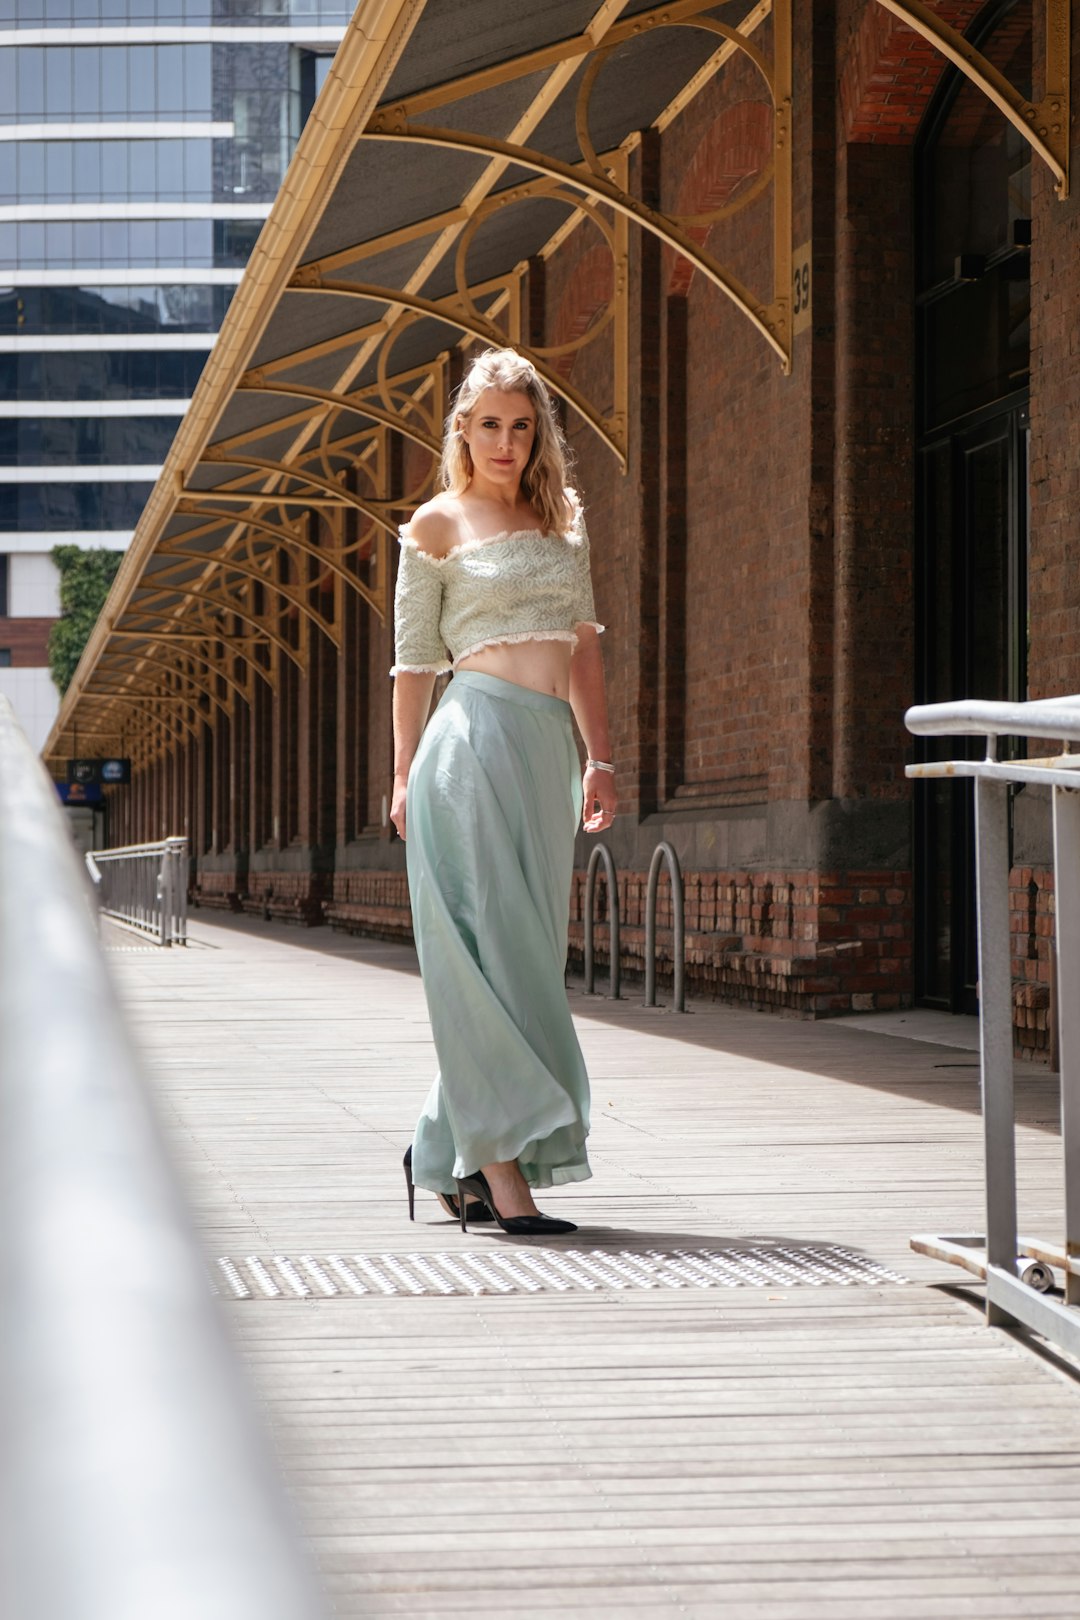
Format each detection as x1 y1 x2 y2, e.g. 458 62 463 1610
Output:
403 1146 493 1222
455 1168 577 1235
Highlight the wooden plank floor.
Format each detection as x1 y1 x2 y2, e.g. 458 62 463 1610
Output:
106 913 1080 1619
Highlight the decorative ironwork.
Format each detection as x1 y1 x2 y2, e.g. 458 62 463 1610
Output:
875 0 1070 198
46 0 794 773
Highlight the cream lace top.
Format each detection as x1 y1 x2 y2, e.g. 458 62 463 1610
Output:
390 501 603 676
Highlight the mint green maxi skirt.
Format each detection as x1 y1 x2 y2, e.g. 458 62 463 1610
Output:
407 670 591 1195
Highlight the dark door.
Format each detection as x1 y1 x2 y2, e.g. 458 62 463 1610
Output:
915 404 1028 1011
913 0 1031 1011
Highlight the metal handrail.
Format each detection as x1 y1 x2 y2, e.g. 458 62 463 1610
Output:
583 842 621 999
645 841 686 1012
906 693 1080 1359
0 694 329 1619
91 836 189 946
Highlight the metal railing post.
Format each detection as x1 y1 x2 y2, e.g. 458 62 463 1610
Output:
583 842 620 999
906 693 1080 1358
158 843 171 947
645 841 685 1012
168 836 190 946
85 836 189 945
974 773 1019 1323
1052 783 1080 1306
0 695 329 1620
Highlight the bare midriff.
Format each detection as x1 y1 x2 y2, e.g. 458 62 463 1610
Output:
455 635 573 699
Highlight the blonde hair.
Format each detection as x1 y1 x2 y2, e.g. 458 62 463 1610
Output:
440 348 575 536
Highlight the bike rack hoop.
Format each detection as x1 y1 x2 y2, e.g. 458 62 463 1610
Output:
645 840 685 1012
583 841 620 1000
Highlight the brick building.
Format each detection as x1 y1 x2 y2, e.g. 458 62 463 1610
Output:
44 0 1078 1053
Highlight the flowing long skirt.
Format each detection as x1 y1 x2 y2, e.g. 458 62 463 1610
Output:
406 670 591 1194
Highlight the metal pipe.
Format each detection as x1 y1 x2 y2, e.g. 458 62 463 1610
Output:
582 842 620 999
905 694 1080 1356
645 841 685 1012
906 694 1080 742
0 695 329 1620
88 835 189 945
974 776 1018 1326
1052 785 1080 1307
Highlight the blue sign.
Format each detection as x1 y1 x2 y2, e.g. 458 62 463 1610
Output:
56 781 103 805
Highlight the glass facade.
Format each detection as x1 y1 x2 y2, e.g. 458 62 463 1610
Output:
0 0 342 748
1 17 338 497
0 219 263 269
0 1 352 25
0 348 211 399
0 139 217 204
0 483 156 529
0 285 234 334
0 415 184 465
0 45 216 122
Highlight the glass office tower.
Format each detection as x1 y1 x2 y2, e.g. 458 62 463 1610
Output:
0 0 348 749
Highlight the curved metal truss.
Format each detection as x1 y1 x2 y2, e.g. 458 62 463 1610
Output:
130 582 306 670
79 692 203 755
148 543 340 651
875 0 1070 198
109 607 280 692
98 641 253 710
48 0 795 775
172 498 388 622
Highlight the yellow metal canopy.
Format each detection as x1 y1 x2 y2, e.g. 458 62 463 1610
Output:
46 0 795 768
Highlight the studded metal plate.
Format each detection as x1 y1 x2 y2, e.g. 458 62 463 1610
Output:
213 1246 909 1299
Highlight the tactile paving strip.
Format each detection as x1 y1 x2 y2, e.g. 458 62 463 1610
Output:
213 1246 909 1299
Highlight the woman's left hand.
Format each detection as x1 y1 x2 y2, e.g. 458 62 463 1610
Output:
582 764 617 833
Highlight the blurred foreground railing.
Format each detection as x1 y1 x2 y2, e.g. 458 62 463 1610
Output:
0 694 328 1619
906 695 1080 1359
89 836 188 946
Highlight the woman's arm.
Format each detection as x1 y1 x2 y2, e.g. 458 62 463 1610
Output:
569 626 616 833
390 671 437 839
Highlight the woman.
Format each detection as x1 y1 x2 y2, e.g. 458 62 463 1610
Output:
391 348 616 1234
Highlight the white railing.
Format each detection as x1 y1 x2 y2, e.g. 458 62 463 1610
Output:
906 695 1080 1359
0 694 329 1620
90 835 189 946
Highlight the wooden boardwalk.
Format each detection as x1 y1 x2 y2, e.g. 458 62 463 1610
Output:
106 914 1080 1619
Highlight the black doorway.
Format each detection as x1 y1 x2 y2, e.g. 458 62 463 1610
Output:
913 0 1031 1012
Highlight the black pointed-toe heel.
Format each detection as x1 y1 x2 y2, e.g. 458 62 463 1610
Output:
403 1145 416 1221
455 1169 577 1235
404 1146 493 1222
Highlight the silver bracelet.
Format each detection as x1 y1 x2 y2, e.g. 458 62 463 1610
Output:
586 757 615 774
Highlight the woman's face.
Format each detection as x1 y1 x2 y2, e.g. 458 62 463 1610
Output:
462 388 537 488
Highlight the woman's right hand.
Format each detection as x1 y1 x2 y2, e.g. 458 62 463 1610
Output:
390 771 409 840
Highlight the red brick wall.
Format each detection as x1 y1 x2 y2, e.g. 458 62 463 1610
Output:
1028 0 1080 699
833 139 915 801
839 0 986 142
1011 866 1055 1060
128 1 1080 1054
567 865 912 1014
544 137 659 815
661 32 796 804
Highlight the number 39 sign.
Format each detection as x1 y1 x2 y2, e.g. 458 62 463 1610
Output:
792 241 812 337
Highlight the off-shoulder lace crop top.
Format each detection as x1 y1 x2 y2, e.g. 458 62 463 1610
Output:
390 500 603 676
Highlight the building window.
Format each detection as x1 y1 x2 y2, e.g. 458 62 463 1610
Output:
0 554 8 617
297 51 334 127
0 650 11 667
0 284 234 337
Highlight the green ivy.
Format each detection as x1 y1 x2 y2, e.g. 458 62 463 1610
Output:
48 546 123 695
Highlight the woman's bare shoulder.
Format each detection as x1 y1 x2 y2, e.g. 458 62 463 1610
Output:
404 497 466 558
